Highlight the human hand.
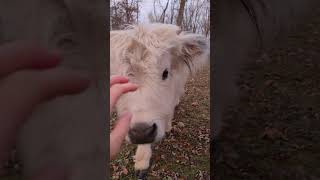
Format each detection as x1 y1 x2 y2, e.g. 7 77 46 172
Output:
109 75 138 159
0 42 90 179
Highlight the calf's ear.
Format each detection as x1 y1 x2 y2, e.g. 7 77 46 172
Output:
170 33 210 75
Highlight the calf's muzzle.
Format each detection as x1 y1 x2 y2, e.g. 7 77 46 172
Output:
128 123 157 144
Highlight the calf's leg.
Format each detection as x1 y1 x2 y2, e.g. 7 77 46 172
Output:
134 144 152 179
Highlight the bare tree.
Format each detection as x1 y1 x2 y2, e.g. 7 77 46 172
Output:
160 0 170 23
148 0 209 36
110 0 141 30
150 0 170 23
168 0 178 24
176 0 186 27
182 0 210 36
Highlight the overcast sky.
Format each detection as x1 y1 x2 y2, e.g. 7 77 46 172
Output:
139 0 154 22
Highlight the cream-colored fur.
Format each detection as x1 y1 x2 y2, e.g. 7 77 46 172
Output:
110 23 209 171
133 144 152 170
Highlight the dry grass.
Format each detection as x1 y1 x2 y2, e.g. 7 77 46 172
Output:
110 67 210 179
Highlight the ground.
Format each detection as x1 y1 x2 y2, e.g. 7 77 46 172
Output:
214 10 320 180
110 67 211 179
0 66 210 180
0 67 210 180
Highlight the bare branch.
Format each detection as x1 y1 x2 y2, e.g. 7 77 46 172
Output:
160 0 170 23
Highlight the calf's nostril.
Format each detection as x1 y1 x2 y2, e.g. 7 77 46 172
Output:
129 128 139 137
128 123 158 144
145 123 157 136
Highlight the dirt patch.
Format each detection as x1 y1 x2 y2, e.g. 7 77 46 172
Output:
110 67 210 179
214 12 320 180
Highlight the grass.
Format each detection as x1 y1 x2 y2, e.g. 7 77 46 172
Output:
110 68 210 179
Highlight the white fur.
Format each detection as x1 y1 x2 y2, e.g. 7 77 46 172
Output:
110 23 209 171
133 144 152 170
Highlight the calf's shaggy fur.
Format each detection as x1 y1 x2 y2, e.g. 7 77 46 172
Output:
111 23 210 176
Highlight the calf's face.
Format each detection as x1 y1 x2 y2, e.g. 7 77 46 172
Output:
110 24 209 144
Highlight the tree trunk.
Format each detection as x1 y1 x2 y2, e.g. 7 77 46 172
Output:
137 0 139 23
176 0 186 27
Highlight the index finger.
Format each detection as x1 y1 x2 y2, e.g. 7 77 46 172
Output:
110 112 132 159
110 83 138 112
0 41 61 76
110 75 129 86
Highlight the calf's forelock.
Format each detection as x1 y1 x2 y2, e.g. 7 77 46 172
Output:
110 23 210 144
114 23 209 77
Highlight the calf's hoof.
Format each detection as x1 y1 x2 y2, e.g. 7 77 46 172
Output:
134 155 153 180
134 161 149 180
135 169 148 180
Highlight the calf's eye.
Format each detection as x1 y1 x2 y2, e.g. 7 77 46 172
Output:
162 69 169 80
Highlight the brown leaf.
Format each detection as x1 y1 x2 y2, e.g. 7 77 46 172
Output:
264 80 274 86
122 167 128 175
191 102 199 106
177 122 185 128
261 127 288 140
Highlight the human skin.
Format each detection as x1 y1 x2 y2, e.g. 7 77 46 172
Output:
0 42 90 179
109 75 138 159
0 42 137 179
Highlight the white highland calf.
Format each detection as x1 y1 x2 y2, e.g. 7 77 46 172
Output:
110 23 210 176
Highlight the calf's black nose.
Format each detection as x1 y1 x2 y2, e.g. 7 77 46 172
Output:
128 123 157 144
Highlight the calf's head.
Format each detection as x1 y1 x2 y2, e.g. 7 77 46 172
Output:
110 23 209 144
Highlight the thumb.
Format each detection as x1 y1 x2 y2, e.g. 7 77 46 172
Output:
110 111 132 158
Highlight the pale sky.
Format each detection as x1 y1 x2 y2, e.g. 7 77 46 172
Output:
139 0 155 23
112 0 155 23
124 0 210 24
